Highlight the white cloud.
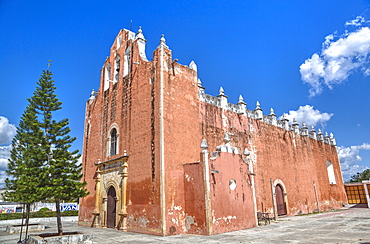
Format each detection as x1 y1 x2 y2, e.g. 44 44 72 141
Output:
337 143 370 181
300 16 370 97
345 16 366 26
280 105 333 128
0 145 11 189
0 116 16 145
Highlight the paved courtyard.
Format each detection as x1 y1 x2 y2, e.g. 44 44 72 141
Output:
1 205 369 243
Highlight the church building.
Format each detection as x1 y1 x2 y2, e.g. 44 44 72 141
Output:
78 27 348 236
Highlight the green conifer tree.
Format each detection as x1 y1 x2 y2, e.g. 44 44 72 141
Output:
5 65 88 235
348 169 370 183
4 104 47 226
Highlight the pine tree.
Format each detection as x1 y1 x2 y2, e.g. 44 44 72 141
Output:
4 104 48 226
4 65 88 235
348 169 370 183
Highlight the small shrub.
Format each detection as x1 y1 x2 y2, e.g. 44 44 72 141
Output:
38 207 50 212
0 210 78 220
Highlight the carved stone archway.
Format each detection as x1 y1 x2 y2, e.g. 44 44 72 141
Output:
272 179 288 217
93 153 129 230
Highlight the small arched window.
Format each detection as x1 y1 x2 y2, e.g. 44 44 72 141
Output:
114 55 120 83
326 160 336 184
104 63 111 91
110 128 118 156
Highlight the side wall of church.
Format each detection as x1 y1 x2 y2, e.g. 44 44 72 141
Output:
199 102 347 220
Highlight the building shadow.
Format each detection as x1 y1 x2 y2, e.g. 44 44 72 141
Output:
349 203 368 208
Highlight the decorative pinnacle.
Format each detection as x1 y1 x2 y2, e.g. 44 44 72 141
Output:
256 101 261 109
200 139 208 149
292 118 298 125
136 26 145 40
160 34 166 44
238 95 244 103
281 113 288 121
219 87 225 96
311 126 316 132
243 148 250 156
158 34 168 48
270 108 276 116
223 132 231 143
302 122 307 128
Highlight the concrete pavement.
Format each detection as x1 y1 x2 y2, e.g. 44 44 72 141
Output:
1 205 369 243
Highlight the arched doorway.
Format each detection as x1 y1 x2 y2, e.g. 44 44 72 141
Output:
107 186 117 228
275 184 287 216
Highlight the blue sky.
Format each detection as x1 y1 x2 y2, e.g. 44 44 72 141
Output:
1 0 370 186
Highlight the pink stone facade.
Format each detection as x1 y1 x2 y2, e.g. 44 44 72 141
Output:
78 28 348 236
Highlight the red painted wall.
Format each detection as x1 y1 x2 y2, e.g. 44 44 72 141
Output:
80 28 347 236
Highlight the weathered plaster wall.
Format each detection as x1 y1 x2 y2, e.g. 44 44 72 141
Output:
209 152 256 234
199 102 347 219
183 162 207 235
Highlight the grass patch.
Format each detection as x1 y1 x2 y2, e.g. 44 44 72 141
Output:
0 211 78 220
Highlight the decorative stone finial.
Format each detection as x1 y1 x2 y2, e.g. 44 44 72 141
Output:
324 132 331 144
300 122 308 136
219 87 225 96
217 87 228 108
309 126 317 139
189 60 197 72
256 101 261 109
317 129 324 141
223 132 231 143
238 95 244 103
291 118 299 133
136 26 146 40
269 108 276 116
157 34 168 48
330 133 336 146
268 108 277 125
243 148 250 156
254 101 263 120
200 139 208 149
237 95 247 114
292 118 298 126
281 113 288 121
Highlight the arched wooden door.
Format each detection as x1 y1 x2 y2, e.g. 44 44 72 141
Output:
275 184 287 216
107 186 117 228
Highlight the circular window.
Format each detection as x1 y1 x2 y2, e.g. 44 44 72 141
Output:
229 179 237 190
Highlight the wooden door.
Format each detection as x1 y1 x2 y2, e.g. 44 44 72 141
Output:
276 184 287 216
107 186 117 228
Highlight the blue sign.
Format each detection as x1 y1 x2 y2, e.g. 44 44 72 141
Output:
60 204 78 211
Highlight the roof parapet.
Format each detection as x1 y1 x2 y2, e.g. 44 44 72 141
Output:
198 86 337 145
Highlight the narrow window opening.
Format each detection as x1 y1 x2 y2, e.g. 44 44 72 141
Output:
110 128 117 156
326 160 336 184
